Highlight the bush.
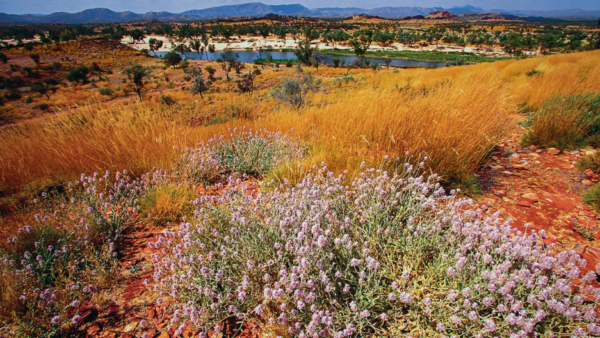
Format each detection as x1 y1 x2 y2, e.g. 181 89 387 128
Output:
66 67 89 84
175 128 305 183
99 87 112 96
521 94 600 150
3 92 21 101
35 103 50 111
148 160 600 337
577 152 600 172
0 171 147 335
584 183 600 212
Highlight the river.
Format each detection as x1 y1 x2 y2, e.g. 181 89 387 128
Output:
149 51 445 68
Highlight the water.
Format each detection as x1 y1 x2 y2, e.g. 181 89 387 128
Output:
150 51 445 68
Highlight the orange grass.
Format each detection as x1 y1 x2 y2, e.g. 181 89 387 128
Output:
2 50 600 195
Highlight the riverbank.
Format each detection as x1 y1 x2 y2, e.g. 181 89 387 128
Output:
125 35 517 63
320 49 512 63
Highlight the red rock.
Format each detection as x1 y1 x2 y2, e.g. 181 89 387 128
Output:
80 306 99 324
517 200 532 208
156 332 170 338
574 244 588 255
587 246 600 260
529 145 537 151
147 308 156 319
583 180 593 186
585 169 594 178
492 189 506 197
106 304 120 316
547 148 561 155
521 193 539 203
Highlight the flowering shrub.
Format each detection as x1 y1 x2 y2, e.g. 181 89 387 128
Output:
175 127 305 184
0 170 148 336
149 159 600 337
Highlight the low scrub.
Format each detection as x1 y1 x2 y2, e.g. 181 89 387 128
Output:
0 171 147 336
148 160 600 337
521 94 600 150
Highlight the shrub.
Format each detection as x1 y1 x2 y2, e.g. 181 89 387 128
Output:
577 152 600 172
269 71 318 109
0 171 147 335
35 103 50 111
583 183 600 212
3 92 21 101
521 94 600 150
159 95 176 106
99 87 112 96
525 69 542 77
148 160 600 337
139 183 196 227
66 67 89 84
175 128 305 183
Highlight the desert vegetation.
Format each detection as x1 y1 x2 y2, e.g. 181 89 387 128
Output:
0 17 600 338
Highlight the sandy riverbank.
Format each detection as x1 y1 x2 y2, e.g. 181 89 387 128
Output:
122 35 516 57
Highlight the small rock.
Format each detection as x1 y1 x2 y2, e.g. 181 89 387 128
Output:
585 169 594 178
529 145 537 151
106 304 120 317
492 189 506 197
536 149 543 153
583 180 593 186
156 332 170 338
547 148 561 155
521 193 539 203
502 171 513 175
517 200 532 208
586 150 598 156
588 246 600 260
147 308 156 319
124 322 138 332
511 164 529 170
492 156 499 161
79 306 98 324
528 153 540 158
569 150 581 155
574 244 587 255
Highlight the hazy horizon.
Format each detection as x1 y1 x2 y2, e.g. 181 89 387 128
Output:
1 0 599 15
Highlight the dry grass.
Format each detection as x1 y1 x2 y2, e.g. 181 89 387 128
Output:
2 50 600 198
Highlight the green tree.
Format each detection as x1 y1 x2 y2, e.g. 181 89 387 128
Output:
148 38 163 52
130 29 145 44
310 49 327 71
122 65 150 101
163 51 182 67
294 39 314 66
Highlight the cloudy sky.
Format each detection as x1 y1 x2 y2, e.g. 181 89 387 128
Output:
1 0 599 15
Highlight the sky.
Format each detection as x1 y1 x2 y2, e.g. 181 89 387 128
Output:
1 0 599 15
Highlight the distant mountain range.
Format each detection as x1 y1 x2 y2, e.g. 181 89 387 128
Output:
0 3 599 24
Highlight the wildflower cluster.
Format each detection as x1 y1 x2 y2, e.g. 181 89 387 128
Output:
0 170 148 336
148 158 600 337
175 127 305 184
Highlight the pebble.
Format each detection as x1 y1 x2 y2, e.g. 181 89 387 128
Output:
547 148 561 155
569 151 581 155
521 193 539 203
582 180 593 186
517 200 532 208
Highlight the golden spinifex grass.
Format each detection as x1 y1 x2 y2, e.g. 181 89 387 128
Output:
2 50 600 196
